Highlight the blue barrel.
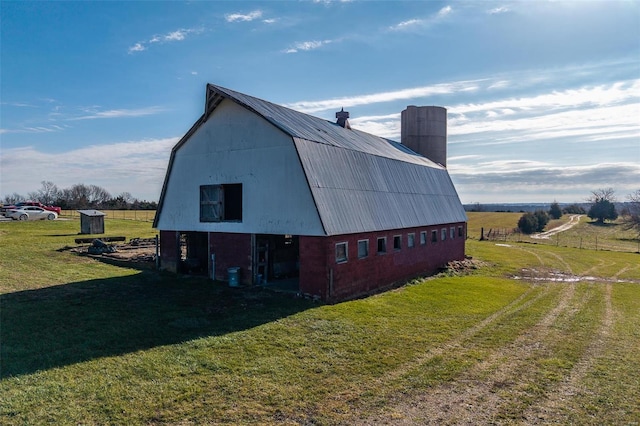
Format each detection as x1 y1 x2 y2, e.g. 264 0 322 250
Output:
227 267 240 287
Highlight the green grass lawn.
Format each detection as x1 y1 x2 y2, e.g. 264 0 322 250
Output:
1 216 639 424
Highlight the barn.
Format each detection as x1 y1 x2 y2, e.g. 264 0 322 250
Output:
153 84 467 302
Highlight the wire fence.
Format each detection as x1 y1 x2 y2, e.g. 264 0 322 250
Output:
60 210 156 222
478 227 640 253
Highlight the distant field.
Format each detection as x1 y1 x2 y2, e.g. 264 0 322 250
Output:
467 211 640 253
1 214 639 424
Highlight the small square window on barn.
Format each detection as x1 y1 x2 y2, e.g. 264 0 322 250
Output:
393 235 402 250
420 231 427 245
441 228 447 241
336 242 348 263
431 230 438 243
358 239 369 258
200 184 243 222
450 227 456 239
458 226 464 237
377 237 387 254
408 233 415 248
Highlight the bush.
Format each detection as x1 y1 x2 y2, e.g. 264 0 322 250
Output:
588 199 618 224
517 210 549 234
534 210 549 232
549 202 562 220
518 212 538 234
564 204 586 214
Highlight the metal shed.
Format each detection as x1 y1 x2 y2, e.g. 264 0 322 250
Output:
78 210 106 234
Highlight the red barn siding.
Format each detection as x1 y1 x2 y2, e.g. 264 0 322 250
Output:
161 222 466 302
159 230 180 273
299 222 465 302
208 232 252 284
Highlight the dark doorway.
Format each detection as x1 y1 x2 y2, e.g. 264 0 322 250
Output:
179 232 208 275
253 234 299 290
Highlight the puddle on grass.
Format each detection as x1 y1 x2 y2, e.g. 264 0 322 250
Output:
513 268 633 283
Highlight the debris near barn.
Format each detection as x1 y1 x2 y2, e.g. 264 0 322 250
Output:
66 236 158 269
440 257 487 276
87 239 117 254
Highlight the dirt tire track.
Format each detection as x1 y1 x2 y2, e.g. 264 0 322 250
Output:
582 259 609 276
523 282 613 424
354 282 579 425
330 286 549 411
611 263 640 280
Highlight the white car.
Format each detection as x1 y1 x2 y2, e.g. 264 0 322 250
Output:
6 206 57 221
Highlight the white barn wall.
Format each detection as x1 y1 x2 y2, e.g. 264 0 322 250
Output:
156 100 325 235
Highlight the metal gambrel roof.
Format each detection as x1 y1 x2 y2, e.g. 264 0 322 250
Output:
206 84 440 168
294 138 467 235
154 84 467 233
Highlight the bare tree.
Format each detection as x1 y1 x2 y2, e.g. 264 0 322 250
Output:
621 189 640 234
2 193 25 204
36 181 60 205
588 188 616 203
88 184 111 206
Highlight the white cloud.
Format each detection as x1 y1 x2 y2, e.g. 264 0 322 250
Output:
0 124 68 134
450 162 640 203
389 5 453 31
128 28 202 54
284 39 333 54
68 106 167 121
488 80 510 90
0 137 178 201
488 6 510 15
285 79 484 112
1 101 36 108
164 30 187 41
438 5 452 18
390 19 423 30
127 43 146 54
225 10 263 23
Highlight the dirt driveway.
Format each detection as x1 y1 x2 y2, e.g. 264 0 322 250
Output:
531 214 582 239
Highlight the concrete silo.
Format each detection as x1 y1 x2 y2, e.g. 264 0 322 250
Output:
401 105 447 167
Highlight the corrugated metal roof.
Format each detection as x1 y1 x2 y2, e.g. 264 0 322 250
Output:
77 209 106 217
155 84 467 234
294 139 467 235
208 84 441 168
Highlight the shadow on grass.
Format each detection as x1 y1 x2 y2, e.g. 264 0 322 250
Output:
0 272 315 378
586 221 618 227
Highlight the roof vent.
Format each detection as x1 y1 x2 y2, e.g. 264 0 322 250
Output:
335 108 351 129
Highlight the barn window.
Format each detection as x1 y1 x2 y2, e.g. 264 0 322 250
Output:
377 237 387 254
358 240 369 258
458 226 464 237
420 231 427 245
393 235 402 250
200 184 243 222
450 227 455 239
407 233 415 248
431 230 438 243
336 242 348 263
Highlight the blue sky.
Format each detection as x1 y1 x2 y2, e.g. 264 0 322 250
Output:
1 0 639 204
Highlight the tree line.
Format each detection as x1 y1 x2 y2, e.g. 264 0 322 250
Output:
517 188 640 235
1 181 157 210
